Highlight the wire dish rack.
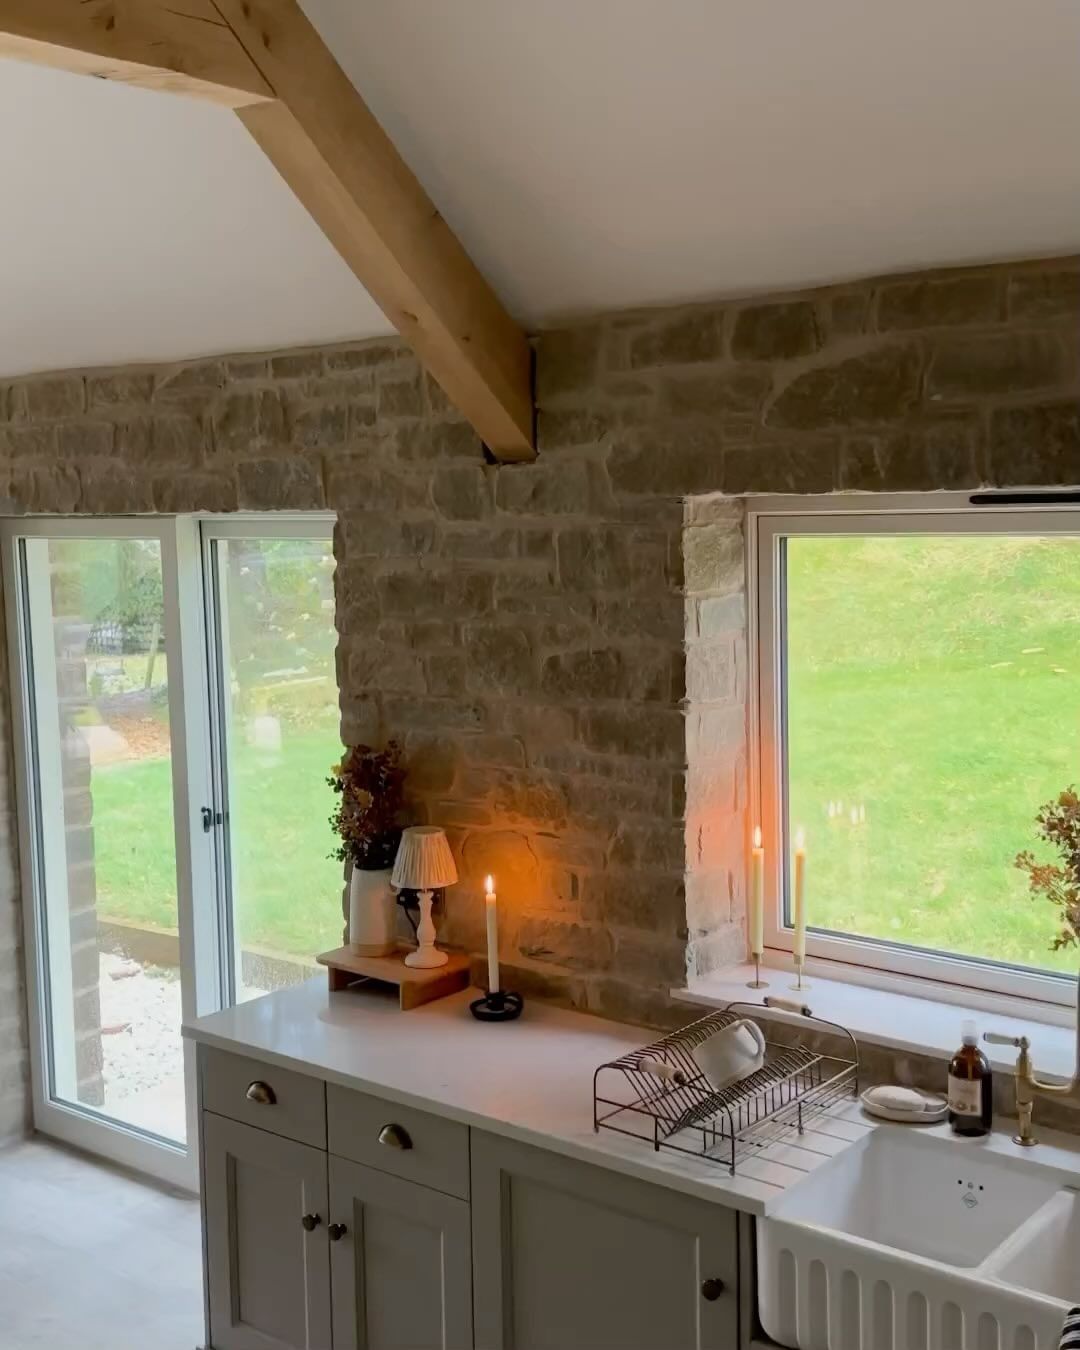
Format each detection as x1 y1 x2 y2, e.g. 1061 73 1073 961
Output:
593 997 859 1175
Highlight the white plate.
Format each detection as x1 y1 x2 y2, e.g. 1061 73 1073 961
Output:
859 1086 948 1124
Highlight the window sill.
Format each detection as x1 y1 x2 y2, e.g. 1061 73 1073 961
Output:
674 961 1078 1083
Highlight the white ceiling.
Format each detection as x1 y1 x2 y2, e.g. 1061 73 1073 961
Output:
2 0 1080 378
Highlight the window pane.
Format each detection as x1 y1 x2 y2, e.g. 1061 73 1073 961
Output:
785 534 1080 976
23 537 185 1143
212 535 340 1000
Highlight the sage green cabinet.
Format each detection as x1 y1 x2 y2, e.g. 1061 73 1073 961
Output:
329 1155 473 1350
470 1132 739 1350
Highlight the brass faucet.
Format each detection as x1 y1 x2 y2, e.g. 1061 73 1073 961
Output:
983 1032 1037 1146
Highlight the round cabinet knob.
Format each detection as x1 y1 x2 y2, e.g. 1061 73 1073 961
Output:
301 1214 321 1232
377 1123 413 1151
701 1278 725 1302
245 1081 276 1106
328 1224 348 1242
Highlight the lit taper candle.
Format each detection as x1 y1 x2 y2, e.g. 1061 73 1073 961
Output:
792 827 807 963
484 875 500 994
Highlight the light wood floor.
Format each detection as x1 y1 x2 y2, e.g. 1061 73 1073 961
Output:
0 1137 203 1349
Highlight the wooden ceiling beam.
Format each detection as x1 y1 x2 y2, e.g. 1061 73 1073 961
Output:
0 0 536 462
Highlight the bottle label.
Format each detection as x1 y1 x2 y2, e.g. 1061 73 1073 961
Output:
948 1074 981 1116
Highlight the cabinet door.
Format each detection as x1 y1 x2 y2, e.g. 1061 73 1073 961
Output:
329 1154 473 1350
203 1112 332 1350
471 1132 738 1350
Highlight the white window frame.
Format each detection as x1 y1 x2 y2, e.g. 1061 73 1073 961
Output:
1 511 337 1188
750 490 1080 1013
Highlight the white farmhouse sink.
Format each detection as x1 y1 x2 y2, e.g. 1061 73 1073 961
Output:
759 1126 1078 1350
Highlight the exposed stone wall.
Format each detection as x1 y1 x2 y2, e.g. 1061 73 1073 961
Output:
0 252 1074 1100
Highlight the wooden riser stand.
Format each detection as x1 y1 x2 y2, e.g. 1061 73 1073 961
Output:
317 945 471 1011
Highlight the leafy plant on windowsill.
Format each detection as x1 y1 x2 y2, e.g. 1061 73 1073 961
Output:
1016 787 1080 952
327 741 405 872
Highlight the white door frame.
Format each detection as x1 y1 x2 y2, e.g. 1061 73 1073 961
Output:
0 517 216 1190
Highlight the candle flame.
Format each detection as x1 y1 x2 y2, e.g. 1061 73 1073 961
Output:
485 875 494 893
753 825 762 849
795 826 806 850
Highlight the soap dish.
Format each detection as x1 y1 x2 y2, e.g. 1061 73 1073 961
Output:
860 1084 948 1123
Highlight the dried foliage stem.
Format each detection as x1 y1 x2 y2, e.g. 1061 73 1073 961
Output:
327 741 405 873
1016 786 1080 952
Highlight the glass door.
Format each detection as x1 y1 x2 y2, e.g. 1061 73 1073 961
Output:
201 519 341 1005
3 521 209 1187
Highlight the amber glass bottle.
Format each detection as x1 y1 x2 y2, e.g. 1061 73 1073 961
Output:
948 1020 993 1136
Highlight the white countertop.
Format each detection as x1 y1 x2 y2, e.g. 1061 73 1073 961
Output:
183 978 878 1216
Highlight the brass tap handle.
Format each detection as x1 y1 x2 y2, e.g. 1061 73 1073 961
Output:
245 1081 277 1106
378 1123 413 1151
984 1032 1024 1048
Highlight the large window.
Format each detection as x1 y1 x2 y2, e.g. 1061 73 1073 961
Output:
754 498 1080 1007
3 515 339 1186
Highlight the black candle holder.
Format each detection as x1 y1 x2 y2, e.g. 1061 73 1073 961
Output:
470 990 524 1022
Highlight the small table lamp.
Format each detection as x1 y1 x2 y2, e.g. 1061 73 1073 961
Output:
391 826 458 969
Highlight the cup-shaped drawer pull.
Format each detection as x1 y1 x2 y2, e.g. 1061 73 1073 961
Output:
245 1080 277 1106
378 1123 413 1151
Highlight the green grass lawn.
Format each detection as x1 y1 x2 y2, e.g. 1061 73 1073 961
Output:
93 723 345 959
787 534 1080 975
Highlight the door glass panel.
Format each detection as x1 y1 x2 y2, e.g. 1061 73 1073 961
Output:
209 533 340 1001
21 536 185 1143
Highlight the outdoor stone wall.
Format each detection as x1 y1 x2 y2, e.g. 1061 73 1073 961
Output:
0 252 1076 1130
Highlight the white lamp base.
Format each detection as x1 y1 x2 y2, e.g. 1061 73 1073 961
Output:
404 890 449 969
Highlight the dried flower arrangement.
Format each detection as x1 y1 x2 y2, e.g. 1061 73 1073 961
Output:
327 742 405 872
1015 787 1080 952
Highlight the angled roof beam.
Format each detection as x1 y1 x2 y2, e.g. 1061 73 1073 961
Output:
0 0 536 461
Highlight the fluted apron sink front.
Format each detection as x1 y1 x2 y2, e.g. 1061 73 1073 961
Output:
758 1127 1078 1350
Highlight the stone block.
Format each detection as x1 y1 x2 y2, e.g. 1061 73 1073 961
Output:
378 569 494 619
79 465 155 515
155 360 225 400
822 290 870 338
13 376 85 420
875 274 1000 330
55 422 114 458
840 421 980 492
537 408 615 450
683 518 743 594
534 325 603 401
347 643 425 696
432 464 492 521
152 472 238 514
579 706 684 763
495 457 602 515
440 526 517 559
987 402 1080 487
696 593 746 637
582 872 686 936
270 351 324 380
213 390 288 455
927 333 1069 399
227 357 269 381
608 429 722 497
117 414 204 465
540 647 626 700
462 624 537 695
326 342 404 372
661 368 771 418
557 526 665 592
288 403 348 450
1006 269 1080 320
377 376 424 418
686 705 746 760
686 640 737 703
459 733 528 768
86 373 155 408
11 464 80 513
629 311 724 368
0 424 55 459
517 917 613 972
767 344 922 428
235 456 324 509
722 443 838 494
732 301 820 360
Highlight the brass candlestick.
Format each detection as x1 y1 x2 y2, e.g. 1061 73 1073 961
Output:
746 954 769 990
790 955 810 991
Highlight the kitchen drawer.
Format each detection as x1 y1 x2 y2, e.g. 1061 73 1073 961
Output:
327 1084 469 1200
201 1047 327 1149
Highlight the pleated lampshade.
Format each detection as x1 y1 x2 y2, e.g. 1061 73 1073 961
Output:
391 826 459 891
